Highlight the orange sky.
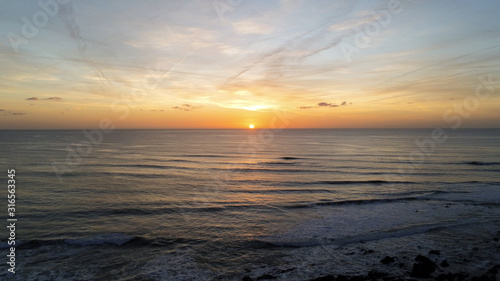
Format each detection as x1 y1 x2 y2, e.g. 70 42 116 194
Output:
1 1 499 129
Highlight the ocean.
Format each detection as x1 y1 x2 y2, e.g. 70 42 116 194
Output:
0 129 499 280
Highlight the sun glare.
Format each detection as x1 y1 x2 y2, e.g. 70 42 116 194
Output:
249 124 255 129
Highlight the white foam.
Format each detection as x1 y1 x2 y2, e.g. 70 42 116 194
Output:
258 186 500 247
141 248 217 281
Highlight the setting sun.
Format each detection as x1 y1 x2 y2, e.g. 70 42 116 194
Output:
249 124 255 129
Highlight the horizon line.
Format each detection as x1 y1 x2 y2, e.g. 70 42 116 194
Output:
1 127 499 131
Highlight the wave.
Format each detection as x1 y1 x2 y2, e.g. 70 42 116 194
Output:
61 172 170 179
280 157 303 160
229 179 497 187
313 180 413 185
1 233 205 250
231 179 416 186
232 168 319 173
260 161 297 165
257 218 493 248
226 188 338 194
181 154 228 158
21 204 273 220
283 196 425 209
464 161 500 166
64 233 134 246
114 164 190 170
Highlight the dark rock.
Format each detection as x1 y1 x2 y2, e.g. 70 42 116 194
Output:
367 270 388 279
398 263 405 268
435 272 468 281
429 250 441 256
415 255 434 263
411 255 437 278
411 262 436 278
440 260 450 267
279 267 296 273
333 275 366 281
381 256 396 264
242 277 254 281
309 275 335 281
493 237 499 242
348 276 367 281
471 264 500 281
257 274 277 280
363 249 375 255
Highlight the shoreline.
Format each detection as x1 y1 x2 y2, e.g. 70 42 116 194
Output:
236 219 500 281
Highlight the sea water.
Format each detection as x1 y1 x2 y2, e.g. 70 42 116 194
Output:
0 129 499 280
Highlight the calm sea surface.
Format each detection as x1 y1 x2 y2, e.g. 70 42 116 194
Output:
0 129 499 280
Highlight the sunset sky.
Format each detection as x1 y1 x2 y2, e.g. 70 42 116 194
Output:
1 0 499 129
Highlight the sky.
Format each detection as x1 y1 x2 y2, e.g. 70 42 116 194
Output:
0 0 499 129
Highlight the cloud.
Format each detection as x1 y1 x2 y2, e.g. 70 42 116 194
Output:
25 97 63 101
318 102 338 107
0 110 26 116
224 22 356 84
299 101 351 109
46 97 62 101
172 104 202 111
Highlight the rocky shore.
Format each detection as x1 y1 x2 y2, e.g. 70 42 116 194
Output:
306 255 499 281
240 252 499 281
237 227 500 281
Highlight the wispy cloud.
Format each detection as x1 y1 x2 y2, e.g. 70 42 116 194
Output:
0 110 26 116
172 104 202 111
1 1 499 128
46 97 63 101
299 106 316 109
318 102 339 108
26 97 63 101
299 101 351 109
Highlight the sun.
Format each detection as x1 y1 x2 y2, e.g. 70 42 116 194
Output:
249 124 255 129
